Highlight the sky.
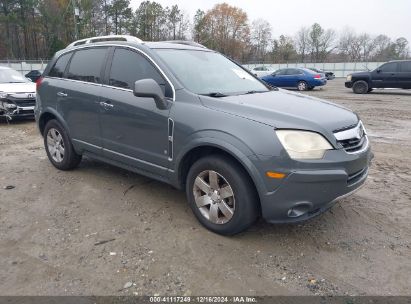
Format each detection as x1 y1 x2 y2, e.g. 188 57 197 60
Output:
129 0 411 43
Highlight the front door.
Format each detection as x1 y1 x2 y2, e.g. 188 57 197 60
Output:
371 62 399 88
99 47 173 177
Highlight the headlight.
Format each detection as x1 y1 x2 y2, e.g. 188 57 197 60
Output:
276 130 333 160
0 92 8 99
346 75 352 81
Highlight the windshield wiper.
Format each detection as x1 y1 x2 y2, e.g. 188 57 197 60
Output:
242 90 269 95
201 92 229 98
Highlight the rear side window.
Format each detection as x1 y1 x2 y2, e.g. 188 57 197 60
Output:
49 53 72 78
399 62 411 72
379 62 397 73
108 48 172 97
67 48 107 83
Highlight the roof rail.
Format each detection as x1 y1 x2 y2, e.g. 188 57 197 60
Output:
163 40 207 49
67 35 143 48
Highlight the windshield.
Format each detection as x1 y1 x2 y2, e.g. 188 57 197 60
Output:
155 49 269 95
0 69 29 83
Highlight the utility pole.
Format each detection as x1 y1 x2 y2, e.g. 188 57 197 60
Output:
72 0 79 40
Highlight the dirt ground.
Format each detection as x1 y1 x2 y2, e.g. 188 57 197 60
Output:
0 79 410 296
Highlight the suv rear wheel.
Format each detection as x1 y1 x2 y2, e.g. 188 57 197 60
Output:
43 119 82 170
186 155 259 235
352 80 369 94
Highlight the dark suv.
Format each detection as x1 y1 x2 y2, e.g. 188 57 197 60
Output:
35 35 373 235
345 60 411 94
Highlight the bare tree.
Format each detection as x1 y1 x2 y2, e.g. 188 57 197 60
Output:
295 26 309 62
251 18 272 62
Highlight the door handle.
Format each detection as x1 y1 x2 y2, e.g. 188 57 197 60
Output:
57 91 68 97
99 101 114 109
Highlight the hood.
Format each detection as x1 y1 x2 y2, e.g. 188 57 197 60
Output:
350 71 371 77
199 89 358 135
0 82 36 94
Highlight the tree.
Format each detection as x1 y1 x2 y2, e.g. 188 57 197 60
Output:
308 23 335 62
295 26 310 62
196 3 250 61
192 9 206 43
270 35 296 63
251 18 271 62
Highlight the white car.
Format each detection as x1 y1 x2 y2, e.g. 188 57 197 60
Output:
250 66 274 78
0 66 36 120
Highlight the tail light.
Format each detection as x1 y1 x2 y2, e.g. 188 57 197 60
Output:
36 77 44 90
314 74 322 79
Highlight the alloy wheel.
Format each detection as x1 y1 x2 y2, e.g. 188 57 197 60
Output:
298 81 307 91
193 170 235 224
47 128 65 163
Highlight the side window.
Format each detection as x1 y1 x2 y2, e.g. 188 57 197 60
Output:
286 69 301 75
67 48 107 83
399 62 411 72
275 69 285 75
379 62 397 73
108 48 172 98
48 53 72 78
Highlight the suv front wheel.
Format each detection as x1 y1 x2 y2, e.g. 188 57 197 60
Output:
43 119 82 170
186 155 259 235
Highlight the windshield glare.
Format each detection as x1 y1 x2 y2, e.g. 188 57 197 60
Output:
155 49 269 95
0 69 29 83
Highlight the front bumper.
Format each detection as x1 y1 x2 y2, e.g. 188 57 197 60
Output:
0 105 35 119
255 146 373 223
345 81 353 88
0 96 35 119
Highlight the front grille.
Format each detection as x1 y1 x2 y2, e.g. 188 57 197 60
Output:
5 96 36 107
12 98 36 107
339 136 367 153
334 121 368 153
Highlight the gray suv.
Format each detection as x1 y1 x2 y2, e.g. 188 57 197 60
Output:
35 35 373 235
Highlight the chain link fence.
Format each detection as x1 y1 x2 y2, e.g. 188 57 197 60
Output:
0 60 49 76
1 60 385 78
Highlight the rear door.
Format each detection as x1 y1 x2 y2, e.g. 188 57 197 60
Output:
99 47 173 177
58 47 108 154
372 62 399 88
398 61 411 89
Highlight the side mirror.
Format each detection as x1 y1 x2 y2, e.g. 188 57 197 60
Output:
376 69 381 73
133 79 168 110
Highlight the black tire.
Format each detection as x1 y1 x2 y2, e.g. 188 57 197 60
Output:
297 81 308 91
352 80 369 94
186 154 259 235
43 119 82 170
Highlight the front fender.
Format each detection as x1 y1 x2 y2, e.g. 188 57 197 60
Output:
170 132 266 196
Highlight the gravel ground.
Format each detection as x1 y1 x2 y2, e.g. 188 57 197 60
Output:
0 79 410 296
